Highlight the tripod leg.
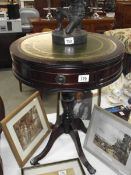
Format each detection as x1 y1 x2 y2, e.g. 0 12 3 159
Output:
30 125 64 165
72 118 87 133
69 130 96 174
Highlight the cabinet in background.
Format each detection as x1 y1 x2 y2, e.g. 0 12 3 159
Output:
30 17 114 34
82 17 114 33
0 33 25 68
115 1 131 28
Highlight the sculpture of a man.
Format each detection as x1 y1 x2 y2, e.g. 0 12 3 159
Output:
55 0 87 34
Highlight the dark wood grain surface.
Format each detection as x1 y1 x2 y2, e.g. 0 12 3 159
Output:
10 32 124 92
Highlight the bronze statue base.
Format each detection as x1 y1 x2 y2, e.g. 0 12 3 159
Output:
52 29 87 45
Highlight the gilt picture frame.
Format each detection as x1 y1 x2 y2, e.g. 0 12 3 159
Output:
1 91 50 167
84 105 131 175
21 158 86 175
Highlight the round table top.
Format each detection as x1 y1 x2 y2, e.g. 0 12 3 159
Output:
10 32 124 64
10 32 125 91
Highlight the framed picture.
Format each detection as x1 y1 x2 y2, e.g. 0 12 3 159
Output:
21 158 86 175
84 105 131 175
57 90 99 121
1 91 50 167
73 91 93 120
105 105 130 121
58 91 95 120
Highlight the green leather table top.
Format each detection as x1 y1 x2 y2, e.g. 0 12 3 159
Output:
10 32 124 64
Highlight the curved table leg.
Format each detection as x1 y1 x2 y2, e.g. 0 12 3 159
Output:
72 118 87 133
69 130 96 174
30 125 64 165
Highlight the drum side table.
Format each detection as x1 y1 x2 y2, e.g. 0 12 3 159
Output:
10 32 124 174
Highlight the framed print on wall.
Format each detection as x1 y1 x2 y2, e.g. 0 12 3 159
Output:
84 105 131 175
1 91 50 167
21 158 86 175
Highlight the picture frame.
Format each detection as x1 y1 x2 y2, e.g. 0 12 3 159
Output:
73 91 93 120
105 105 130 121
57 90 99 121
84 105 131 175
21 158 86 175
1 91 51 167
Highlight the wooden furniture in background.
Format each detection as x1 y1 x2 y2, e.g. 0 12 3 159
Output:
0 95 4 175
34 0 61 18
82 17 114 33
0 33 26 68
115 1 131 28
0 2 9 8
33 0 108 18
30 16 114 33
0 96 5 133
0 2 26 69
0 156 3 175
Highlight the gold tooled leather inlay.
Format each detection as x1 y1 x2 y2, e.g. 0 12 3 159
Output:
20 32 117 62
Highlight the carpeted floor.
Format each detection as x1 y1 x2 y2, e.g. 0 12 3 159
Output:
0 68 58 116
